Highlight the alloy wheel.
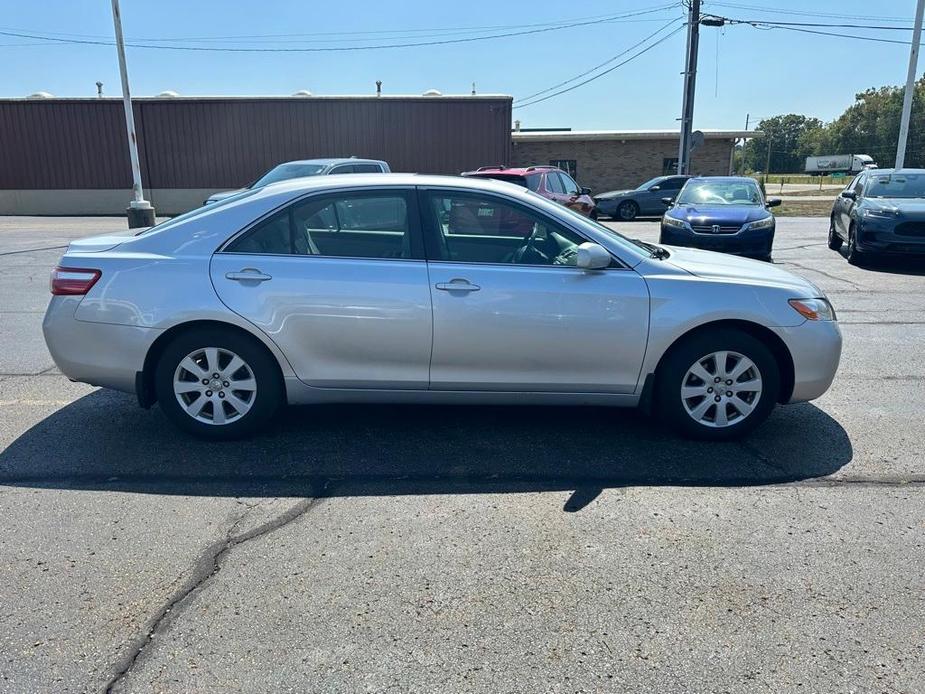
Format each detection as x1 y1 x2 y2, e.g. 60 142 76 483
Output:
173 347 257 425
680 350 763 428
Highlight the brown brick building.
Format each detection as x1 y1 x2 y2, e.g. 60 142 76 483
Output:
511 130 754 195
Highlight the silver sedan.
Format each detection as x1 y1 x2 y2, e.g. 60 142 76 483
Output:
43 174 842 440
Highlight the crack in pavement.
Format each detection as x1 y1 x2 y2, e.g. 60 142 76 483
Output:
780 260 864 290
0 244 68 257
102 487 328 694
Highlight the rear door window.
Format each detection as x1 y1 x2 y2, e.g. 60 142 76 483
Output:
545 173 565 194
352 163 384 173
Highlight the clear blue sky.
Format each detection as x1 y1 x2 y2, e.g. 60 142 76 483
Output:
1 0 921 130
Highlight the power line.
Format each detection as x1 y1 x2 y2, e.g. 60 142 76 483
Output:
514 24 687 109
0 5 680 53
706 2 913 23
516 18 683 103
714 15 925 46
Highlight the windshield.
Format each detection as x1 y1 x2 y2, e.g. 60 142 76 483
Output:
677 179 763 206
252 163 326 188
637 176 666 190
866 172 925 199
546 194 657 260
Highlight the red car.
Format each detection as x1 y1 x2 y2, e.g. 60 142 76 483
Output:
461 165 598 218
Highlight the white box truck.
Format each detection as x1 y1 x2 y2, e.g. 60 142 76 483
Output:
805 154 877 175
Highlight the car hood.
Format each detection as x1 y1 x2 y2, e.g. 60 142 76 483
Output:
205 189 244 204
595 189 635 200
669 204 771 225
662 245 821 294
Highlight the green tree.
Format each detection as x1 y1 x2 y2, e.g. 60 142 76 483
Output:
741 114 824 173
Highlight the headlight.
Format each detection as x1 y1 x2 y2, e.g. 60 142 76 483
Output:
861 208 896 219
747 215 775 230
663 215 688 229
789 298 836 321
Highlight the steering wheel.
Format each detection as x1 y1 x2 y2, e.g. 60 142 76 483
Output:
505 223 549 264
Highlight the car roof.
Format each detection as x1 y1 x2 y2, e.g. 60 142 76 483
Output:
463 166 557 177
865 168 925 175
254 172 530 196
275 158 386 167
686 176 758 184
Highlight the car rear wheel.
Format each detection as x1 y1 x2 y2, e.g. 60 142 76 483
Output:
827 217 843 251
655 329 780 440
155 327 282 439
617 200 639 221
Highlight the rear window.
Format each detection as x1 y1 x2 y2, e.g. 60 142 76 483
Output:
473 173 529 188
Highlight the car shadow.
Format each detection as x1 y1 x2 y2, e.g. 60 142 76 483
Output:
837 248 925 276
0 390 853 510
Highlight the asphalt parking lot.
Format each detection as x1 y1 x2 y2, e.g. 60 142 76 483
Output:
1 215 923 693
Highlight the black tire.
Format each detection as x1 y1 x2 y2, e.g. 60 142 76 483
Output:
846 223 866 266
154 327 283 440
589 208 599 221
617 200 639 221
655 328 780 441
827 217 843 251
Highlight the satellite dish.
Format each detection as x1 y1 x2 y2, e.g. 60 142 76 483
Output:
691 130 705 151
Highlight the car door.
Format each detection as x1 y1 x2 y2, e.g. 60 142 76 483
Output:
653 177 685 213
838 174 864 234
210 187 433 389
558 171 587 214
419 188 649 393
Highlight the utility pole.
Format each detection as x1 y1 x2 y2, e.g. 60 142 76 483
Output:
765 133 773 176
677 0 701 175
110 0 155 228
896 0 925 169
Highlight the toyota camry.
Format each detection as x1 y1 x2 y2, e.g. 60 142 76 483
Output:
43 174 841 440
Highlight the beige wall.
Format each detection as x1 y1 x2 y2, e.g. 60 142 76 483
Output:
0 189 224 216
511 138 735 195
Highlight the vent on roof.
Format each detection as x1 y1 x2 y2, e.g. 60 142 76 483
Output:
292 89 313 97
157 90 179 98
27 91 54 99
422 89 442 96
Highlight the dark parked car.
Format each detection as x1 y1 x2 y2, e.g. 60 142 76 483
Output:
204 158 391 205
829 168 925 265
461 165 597 218
594 175 691 220
659 177 781 260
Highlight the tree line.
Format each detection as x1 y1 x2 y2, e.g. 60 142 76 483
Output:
738 75 925 173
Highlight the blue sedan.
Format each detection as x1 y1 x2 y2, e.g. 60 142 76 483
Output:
659 177 781 260
829 168 925 265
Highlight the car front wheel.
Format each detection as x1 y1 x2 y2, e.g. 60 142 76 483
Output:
846 223 866 266
154 327 282 439
655 329 780 440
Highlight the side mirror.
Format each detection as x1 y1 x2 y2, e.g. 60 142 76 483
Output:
575 242 612 270
650 185 661 192
580 186 592 196
660 197 674 206
766 197 782 207
840 190 857 200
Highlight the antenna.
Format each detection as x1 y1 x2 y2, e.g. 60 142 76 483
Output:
96 81 103 98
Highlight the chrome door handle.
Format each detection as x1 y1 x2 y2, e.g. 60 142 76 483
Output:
225 268 272 282
435 279 480 292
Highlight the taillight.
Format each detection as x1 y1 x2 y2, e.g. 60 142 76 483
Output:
50 266 101 296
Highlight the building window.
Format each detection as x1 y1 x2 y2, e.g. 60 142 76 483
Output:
549 159 577 178
662 157 679 175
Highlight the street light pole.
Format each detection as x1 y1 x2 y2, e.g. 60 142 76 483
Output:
110 0 155 228
677 0 700 175
896 0 925 169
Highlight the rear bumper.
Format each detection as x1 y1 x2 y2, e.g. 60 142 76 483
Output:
42 296 159 394
770 320 842 403
660 226 774 257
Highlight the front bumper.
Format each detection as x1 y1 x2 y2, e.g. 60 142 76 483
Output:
42 296 159 394
770 319 842 403
856 220 925 255
660 224 774 257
